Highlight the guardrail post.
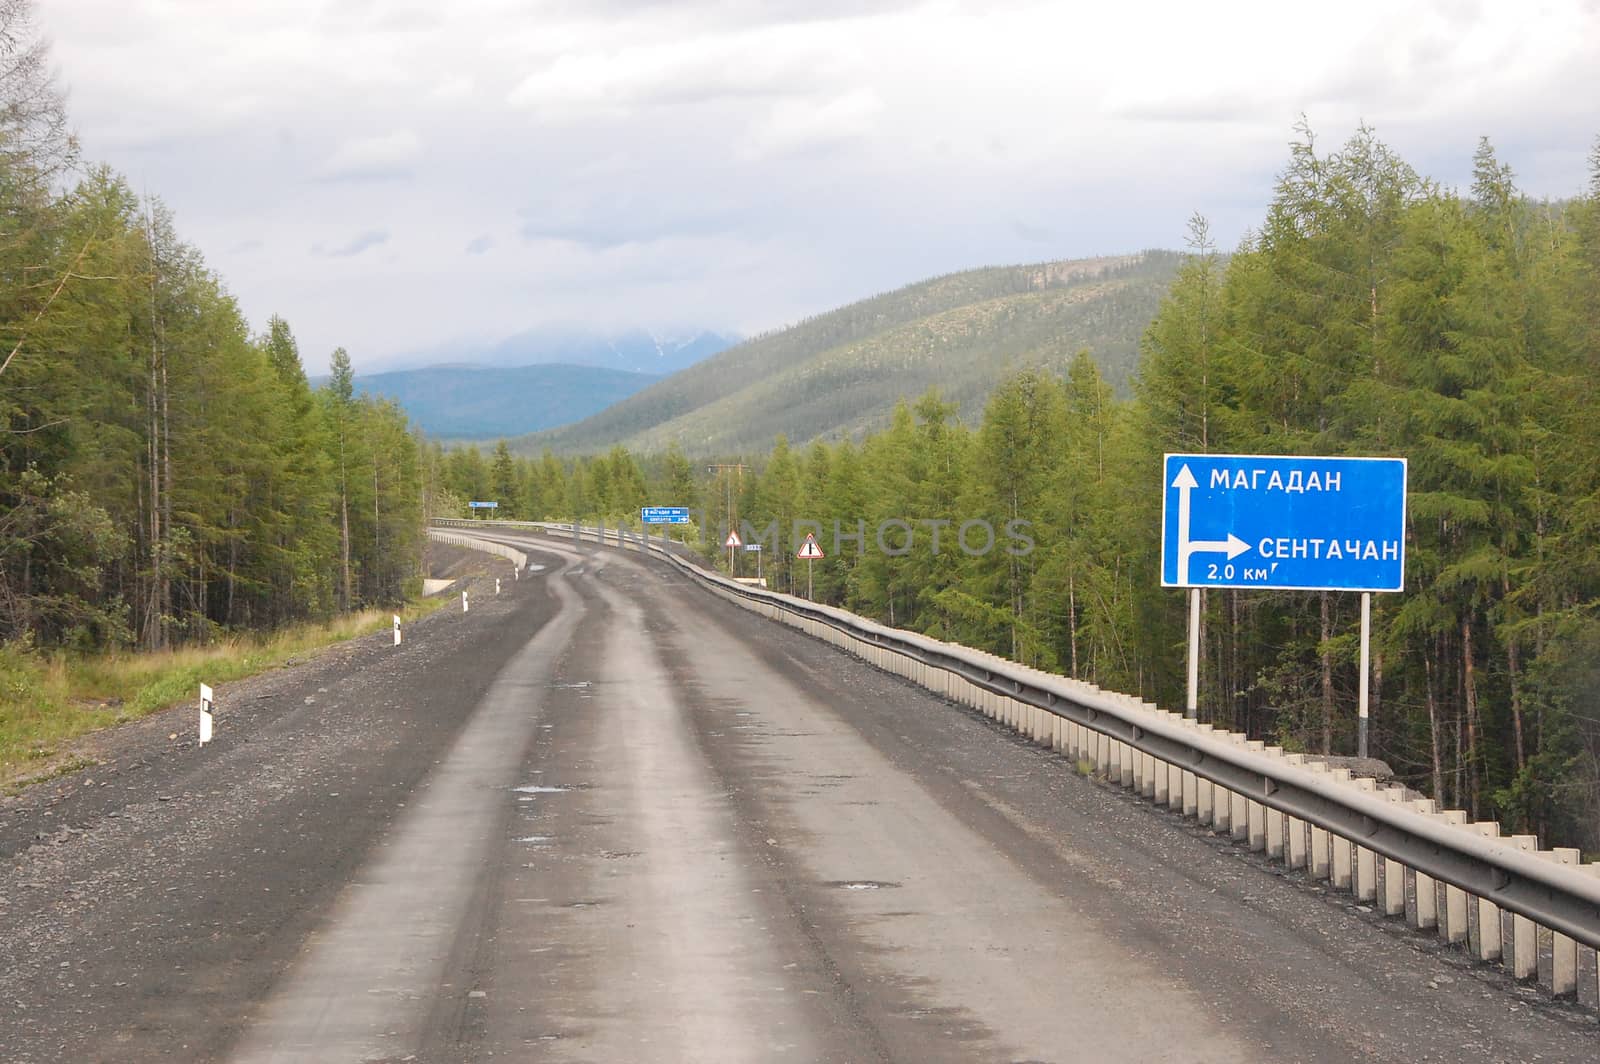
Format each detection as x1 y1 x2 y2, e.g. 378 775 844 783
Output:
1326 769 1355 889
1537 848 1581 995
1436 812 1471 943
1248 745 1273 857
1211 735 1234 835
1580 867 1600 1010
1229 738 1252 844
1275 752 1305 862
1502 835 1540 980
1376 788 1407 917
1180 721 1199 818
1244 741 1268 851
1465 821 1503 962
1403 799 1438 929
1194 725 1216 826
1349 778 1379 902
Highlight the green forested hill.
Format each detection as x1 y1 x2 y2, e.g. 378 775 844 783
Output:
512 253 1179 456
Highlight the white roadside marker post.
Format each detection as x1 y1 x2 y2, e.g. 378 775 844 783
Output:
462 590 469 613
496 577 501 595
393 614 402 646
199 683 214 745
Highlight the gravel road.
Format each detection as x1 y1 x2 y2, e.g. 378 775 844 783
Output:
1 535 1593 1063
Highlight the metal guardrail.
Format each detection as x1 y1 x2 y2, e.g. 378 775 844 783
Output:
435 518 1600 970
426 528 529 572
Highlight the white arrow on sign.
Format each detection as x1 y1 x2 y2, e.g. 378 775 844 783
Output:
1172 463 1250 585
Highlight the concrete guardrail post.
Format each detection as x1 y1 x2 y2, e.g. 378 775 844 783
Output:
1502 835 1540 980
1403 799 1439 930
1536 848 1581 995
1376 788 1408 917
1465 821 1503 962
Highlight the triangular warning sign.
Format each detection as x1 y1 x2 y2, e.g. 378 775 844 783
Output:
796 533 824 560
724 530 743 548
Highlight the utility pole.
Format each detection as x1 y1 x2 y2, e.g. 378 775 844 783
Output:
706 463 747 574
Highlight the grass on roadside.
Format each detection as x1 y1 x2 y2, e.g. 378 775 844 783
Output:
0 598 447 789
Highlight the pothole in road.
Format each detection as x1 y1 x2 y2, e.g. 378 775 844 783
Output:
825 880 901 891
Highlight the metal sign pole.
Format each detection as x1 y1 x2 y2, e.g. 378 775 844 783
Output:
1358 591 1372 758
1186 588 1200 719
807 558 813 600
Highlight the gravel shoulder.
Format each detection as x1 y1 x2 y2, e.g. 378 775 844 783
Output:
0 544 540 1063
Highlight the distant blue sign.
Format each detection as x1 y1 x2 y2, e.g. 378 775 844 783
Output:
641 506 691 525
1161 454 1407 592
468 501 498 509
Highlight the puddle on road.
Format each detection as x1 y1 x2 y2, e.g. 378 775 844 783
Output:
826 880 902 891
517 835 555 844
514 785 571 794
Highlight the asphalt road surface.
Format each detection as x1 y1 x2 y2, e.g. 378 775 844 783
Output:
2 534 1595 1063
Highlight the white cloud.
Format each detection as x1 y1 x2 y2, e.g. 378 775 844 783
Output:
314 131 423 182
315 229 392 257
743 89 883 159
35 0 1600 371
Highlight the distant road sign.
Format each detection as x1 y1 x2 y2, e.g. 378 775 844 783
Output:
468 501 498 509
796 533 824 560
641 506 690 524
1161 454 1406 592
724 530 743 548
743 543 762 552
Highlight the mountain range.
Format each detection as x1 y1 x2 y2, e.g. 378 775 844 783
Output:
342 328 736 440
351 363 662 441
508 252 1181 456
383 328 737 376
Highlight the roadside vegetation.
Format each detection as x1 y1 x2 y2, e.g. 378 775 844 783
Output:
0 598 445 789
0 1 448 786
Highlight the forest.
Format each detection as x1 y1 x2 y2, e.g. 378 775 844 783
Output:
442 126 1600 853
0 5 426 656
5 0 1596 852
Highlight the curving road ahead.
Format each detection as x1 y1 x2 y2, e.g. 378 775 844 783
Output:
1 534 1594 1063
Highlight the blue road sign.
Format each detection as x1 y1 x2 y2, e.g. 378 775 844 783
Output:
468 501 498 509
1161 454 1406 592
641 506 691 525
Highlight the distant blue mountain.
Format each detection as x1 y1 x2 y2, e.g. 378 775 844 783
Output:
352 363 663 440
384 328 738 376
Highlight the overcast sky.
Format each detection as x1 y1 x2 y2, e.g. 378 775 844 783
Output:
39 0 1600 373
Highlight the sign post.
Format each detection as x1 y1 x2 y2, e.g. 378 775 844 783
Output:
744 541 763 584
1161 454 1406 754
796 533 824 599
468 501 498 518
724 529 742 576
